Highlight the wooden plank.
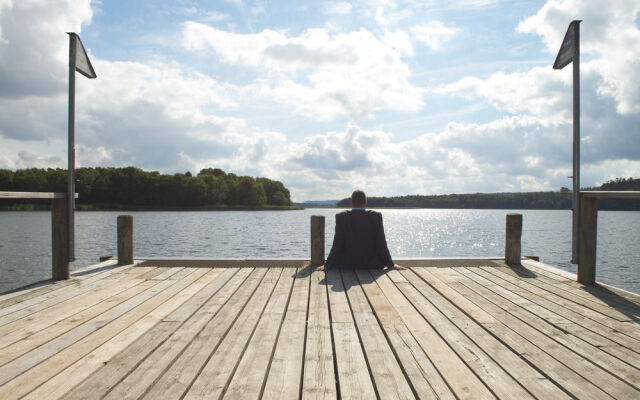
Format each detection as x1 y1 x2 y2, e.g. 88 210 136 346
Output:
438 267 572 325
479 266 640 348
0 268 204 399
0 191 73 199
224 267 297 400
135 266 169 280
521 260 640 312
474 263 640 364
594 282 640 307
448 268 631 399
373 270 495 400
0 279 159 367
0 262 134 314
323 269 377 400
140 267 269 400
410 267 497 324
561 323 640 369
521 259 578 281
497 264 633 322
0 260 122 306
0 281 63 306
0 270 188 386
182 268 283 399
0 265 152 325
22 268 222 400
358 269 455 400
67 267 245 400
302 270 337 400
386 269 407 283
341 269 415 399
444 267 640 396
162 267 227 322
0 259 122 308
261 267 311 400
150 266 185 280
70 259 122 278
496 263 640 324
62 320 180 400
399 269 540 400
0 269 152 349
447 267 640 370
0 260 123 310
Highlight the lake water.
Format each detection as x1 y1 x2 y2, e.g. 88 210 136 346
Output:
1 209 639 294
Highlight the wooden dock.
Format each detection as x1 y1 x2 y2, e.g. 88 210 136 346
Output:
0 259 638 399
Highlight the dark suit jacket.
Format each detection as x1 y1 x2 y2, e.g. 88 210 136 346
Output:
324 209 394 269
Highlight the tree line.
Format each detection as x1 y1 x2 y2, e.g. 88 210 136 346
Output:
336 177 640 211
0 167 293 210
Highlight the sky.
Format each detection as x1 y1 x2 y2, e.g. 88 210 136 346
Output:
0 0 639 201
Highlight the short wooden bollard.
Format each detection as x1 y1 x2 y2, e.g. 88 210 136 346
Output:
310 215 325 266
52 197 70 280
505 213 522 265
117 215 134 265
578 196 598 285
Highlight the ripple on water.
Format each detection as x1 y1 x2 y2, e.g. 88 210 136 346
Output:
1 209 639 294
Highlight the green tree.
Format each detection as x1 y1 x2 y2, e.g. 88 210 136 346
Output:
198 174 228 205
1 166 294 209
0 169 14 190
234 176 266 206
256 177 291 205
270 191 289 205
13 169 46 192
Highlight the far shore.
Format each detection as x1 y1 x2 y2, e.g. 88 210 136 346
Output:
0 203 304 212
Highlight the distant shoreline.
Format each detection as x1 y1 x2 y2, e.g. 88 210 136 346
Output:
0 203 304 211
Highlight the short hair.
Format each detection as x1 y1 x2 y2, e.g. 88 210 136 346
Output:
351 190 366 207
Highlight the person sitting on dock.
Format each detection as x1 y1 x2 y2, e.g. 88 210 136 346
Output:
316 190 406 271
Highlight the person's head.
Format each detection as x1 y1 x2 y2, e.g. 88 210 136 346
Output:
351 190 367 208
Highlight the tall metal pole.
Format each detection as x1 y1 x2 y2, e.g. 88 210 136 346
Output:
571 24 580 264
68 34 76 264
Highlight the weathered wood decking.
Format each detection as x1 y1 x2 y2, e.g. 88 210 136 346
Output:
0 259 639 399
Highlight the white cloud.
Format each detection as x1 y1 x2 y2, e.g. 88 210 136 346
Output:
0 1 286 176
64 59 287 172
203 11 230 22
182 23 424 119
382 29 414 56
374 5 414 27
0 148 64 170
275 118 586 200
251 0 266 16
433 0 640 184
410 21 459 50
435 66 571 123
452 0 499 9
2 0 639 202
287 125 393 172
0 0 93 98
324 2 353 15
79 60 239 119
518 0 640 114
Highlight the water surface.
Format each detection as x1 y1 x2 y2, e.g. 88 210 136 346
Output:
1 209 639 294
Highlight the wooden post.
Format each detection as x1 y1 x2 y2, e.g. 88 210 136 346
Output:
578 196 597 285
117 215 134 265
51 197 70 280
310 215 325 266
505 213 522 265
